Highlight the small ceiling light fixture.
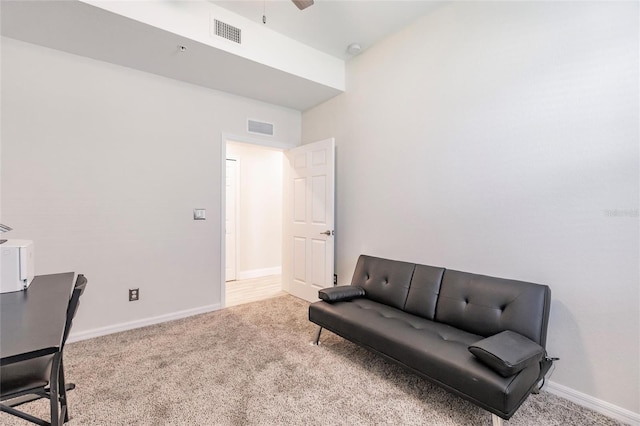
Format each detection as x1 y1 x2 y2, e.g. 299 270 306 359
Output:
178 45 187 52
346 43 362 56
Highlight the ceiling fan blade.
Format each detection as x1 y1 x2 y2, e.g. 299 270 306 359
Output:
292 0 314 10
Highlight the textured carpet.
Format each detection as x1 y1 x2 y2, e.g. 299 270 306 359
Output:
2 295 623 425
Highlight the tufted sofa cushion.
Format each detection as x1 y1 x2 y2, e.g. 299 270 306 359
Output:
351 255 415 310
434 270 551 345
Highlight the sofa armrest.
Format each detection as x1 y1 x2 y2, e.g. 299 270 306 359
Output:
318 285 366 303
468 330 544 377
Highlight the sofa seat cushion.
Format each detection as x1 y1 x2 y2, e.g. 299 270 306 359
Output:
309 298 541 417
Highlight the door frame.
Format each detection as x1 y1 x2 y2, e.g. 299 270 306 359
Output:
225 157 239 282
219 132 296 308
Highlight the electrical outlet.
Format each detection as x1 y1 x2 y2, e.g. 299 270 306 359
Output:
129 288 139 301
334 274 337 286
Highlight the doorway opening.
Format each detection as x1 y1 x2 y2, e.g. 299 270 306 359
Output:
224 140 286 307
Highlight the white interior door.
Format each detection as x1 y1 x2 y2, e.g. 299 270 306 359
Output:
225 159 238 281
283 138 335 302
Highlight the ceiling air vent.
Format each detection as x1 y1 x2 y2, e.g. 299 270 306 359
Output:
247 119 274 137
214 19 241 44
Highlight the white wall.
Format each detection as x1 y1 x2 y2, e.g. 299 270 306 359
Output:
302 0 639 418
0 37 300 336
226 142 283 277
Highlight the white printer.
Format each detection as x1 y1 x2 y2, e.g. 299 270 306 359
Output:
0 239 35 293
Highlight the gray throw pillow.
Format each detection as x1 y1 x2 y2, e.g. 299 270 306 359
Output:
469 330 544 377
318 285 365 303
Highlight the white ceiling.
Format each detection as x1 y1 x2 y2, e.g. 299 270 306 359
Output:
1 1 444 110
212 0 445 59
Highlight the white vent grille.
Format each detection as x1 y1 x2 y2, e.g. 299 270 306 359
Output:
214 19 241 44
247 119 274 136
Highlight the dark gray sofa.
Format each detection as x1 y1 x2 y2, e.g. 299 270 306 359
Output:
308 255 555 425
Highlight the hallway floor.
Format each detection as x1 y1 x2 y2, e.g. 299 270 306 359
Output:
225 274 285 307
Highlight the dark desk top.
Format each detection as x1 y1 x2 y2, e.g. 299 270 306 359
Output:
1 272 75 364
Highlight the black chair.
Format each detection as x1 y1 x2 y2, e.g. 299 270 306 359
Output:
1 274 88 425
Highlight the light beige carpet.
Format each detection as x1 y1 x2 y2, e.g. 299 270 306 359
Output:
2 295 623 425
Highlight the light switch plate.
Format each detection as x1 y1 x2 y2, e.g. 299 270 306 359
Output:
194 208 206 220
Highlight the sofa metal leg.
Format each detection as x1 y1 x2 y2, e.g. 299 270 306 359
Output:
491 414 504 426
311 326 322 345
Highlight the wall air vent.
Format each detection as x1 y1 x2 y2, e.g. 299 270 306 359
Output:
247 119 274 137
214 19 241 44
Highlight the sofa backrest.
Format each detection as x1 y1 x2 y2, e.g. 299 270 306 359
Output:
403 264 446 320
434 270 551 346
351 255 415 310
350 255 551 346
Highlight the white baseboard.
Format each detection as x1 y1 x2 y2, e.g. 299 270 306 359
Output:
236 266 282 281
67 303 221 344
545 381 640 426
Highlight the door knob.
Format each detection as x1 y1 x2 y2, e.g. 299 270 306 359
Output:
320 230 333 236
